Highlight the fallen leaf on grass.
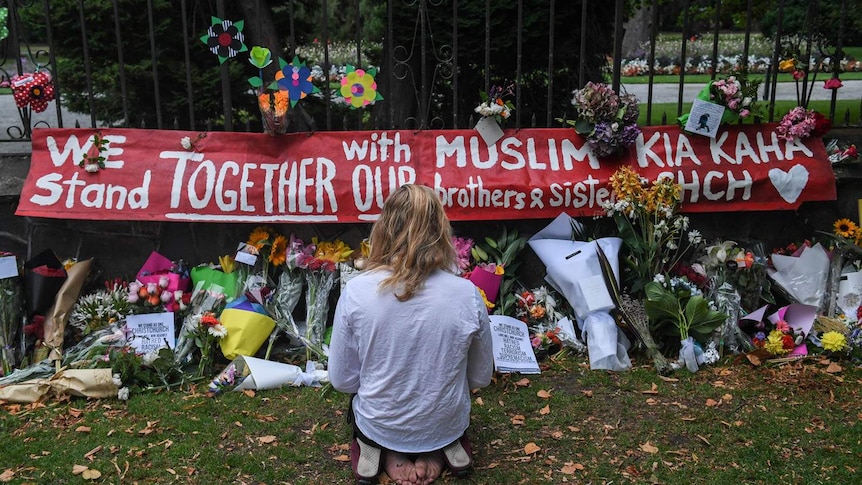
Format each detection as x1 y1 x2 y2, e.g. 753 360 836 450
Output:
166 468 176 475
514 378 530 387
641 383 659 394
658 375 679 382
640 442 659 454
705 398 719 407
825 362 843 374
333 454 350 462
242 389 256 398
697 434 711 446
75 426 91 433
560 463 584 474
475 397 484 406
258 435 277 444
0 469 13 482
72 465 88 475
81 468 101 480
537 389 552 399
524 442 541 454
581 390 593 397
539 405 550 415
511 414 525 425
722 393 733 402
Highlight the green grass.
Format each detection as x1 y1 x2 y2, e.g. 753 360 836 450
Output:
639 99 862 126
2 354 861 484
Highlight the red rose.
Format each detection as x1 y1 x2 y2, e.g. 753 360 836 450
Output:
782 334 795 350
811 112 831 137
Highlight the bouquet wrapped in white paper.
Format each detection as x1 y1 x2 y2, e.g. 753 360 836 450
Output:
528 213 630 371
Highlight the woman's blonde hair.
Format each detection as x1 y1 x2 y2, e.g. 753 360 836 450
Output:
366 184 455 301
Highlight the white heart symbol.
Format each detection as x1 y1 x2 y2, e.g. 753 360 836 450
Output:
768 164 809 204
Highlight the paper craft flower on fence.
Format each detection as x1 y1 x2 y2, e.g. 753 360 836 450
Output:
824 78 843 90
10 71 55 113
339 65 382 109
474 84 515 125
201 17 247 64
776 106 831 141
274 56 319 107
564 82 640 158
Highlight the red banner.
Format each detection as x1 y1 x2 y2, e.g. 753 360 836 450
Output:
16 125 835 223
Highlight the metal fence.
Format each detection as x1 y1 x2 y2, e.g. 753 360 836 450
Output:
0 0 858 142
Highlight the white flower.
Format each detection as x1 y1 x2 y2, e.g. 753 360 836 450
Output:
117 387 130 401
112 373 123 387
84 163 99 173
653 274 666 284
158 276 169 288
687 229 702 244
180 136 193 150
142 351 159 366
127 293 139 304
208 324 227 338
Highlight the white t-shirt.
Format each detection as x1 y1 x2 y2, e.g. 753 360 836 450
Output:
329 268 494 453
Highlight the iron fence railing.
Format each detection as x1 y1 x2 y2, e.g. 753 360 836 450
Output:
0 0 859 143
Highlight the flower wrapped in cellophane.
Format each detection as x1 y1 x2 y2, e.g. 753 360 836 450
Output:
173 283 226 373
0 252 24 376
263 235 311 360
297 238 353 362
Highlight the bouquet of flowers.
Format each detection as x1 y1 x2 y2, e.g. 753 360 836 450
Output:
775 106 832 141
241 226 288 294
173 285 226 373
248 46 290 135
127 278 187 314
644 275 726 372
70 279 136 336
603 166 703 296
514 285 582 358
699 240 773 313
263 235 309 360
185 310 227 378
708 74 760 120
296 237 354 361
564 81 640 158
474 83 515 125
826 139 859 164
0 252 24 376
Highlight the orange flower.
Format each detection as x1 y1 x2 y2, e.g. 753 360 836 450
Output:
269 234 288 266
258 91 289 117
247 226 273 250
530 305 546 319
834 218 857 238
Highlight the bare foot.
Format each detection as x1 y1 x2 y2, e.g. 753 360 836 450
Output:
412 452 445 485
384 451 417 485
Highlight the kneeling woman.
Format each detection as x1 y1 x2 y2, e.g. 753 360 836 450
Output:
329 184 494 485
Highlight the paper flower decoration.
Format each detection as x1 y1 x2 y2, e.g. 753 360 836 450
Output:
200 17 247 64
10 71 55 113
340 65 383 109
0 8 9 41
273 56 318 107
824 78 843 90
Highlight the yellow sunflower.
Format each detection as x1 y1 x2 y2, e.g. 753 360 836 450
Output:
833 218 858 238
269 234 288 266
247 226 274 250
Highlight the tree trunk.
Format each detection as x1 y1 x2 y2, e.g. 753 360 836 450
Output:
622 4 653 59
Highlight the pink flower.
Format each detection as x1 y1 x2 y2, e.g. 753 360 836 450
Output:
824 78 843 90
792 70 805 81
775 319 790 333
739 109 750 118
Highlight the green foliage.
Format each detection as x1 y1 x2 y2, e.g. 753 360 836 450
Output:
644 280 726 343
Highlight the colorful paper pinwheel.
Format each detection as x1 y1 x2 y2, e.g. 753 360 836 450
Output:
273 56 319 107
200 17 247 64
10 71 55 113
339 65 383 109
